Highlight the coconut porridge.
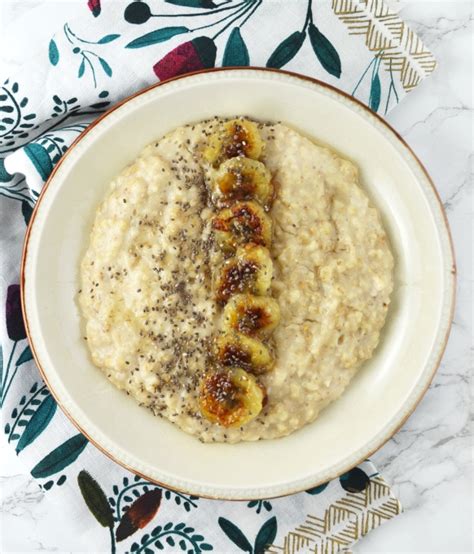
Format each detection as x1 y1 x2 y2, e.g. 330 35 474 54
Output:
79 118 394 443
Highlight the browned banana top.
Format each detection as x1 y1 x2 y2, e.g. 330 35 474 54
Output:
224 122 254 159
211 201 271 249
215 259 259 305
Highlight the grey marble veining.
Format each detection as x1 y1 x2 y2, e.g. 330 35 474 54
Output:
1 1 473 552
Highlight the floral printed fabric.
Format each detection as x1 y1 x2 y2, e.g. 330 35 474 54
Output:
0 1 433 551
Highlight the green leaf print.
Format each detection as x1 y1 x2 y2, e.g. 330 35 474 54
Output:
254 516 277 554
98 57 113 77
98 34 120 44
370 73 381 112
16 394 57 453
48 39 59 66
41 475 67 491
352 54 384 111
218 517 252 553
78 470 115 528
191 36 217 68
165 0 217 8
31 434 88 478
306 482 329 495
6 384 48 444
246 499 272 514
223 28 249 67
0 159 13 183
78 59 86 78
132 521 213 553
16 345 33 366
126 27 189 49
24 144 53 181
21 200 33 225
308 24 341 78
266 31 305 69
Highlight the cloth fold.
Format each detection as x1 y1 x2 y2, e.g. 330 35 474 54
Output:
1 1 434 551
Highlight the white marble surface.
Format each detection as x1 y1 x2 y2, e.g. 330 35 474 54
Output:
1 1 472 552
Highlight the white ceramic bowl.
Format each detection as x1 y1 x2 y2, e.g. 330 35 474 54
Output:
22 68 455 500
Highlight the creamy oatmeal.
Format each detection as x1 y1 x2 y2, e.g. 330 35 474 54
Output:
79 118 394 443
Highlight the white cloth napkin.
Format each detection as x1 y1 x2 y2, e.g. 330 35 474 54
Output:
1 1 435 551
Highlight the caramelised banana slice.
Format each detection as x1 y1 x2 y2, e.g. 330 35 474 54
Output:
214 331 275 374
222 294 280 338
214 244 273 304
203 118 264 166
209 158 273 209
211 200 272 251
199 367 265 427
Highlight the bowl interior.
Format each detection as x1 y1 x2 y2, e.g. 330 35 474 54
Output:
23 69 454 499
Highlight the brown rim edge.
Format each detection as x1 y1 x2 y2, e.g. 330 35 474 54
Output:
20 67 456 501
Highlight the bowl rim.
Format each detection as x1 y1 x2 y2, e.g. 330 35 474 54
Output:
20 66 456 500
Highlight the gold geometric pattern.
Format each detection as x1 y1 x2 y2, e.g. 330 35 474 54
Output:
331 0 437 91
267 476 402 554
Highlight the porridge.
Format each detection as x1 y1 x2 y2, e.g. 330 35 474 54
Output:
79 118 394 443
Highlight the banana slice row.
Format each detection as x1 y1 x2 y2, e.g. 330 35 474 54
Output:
199 119 280 429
